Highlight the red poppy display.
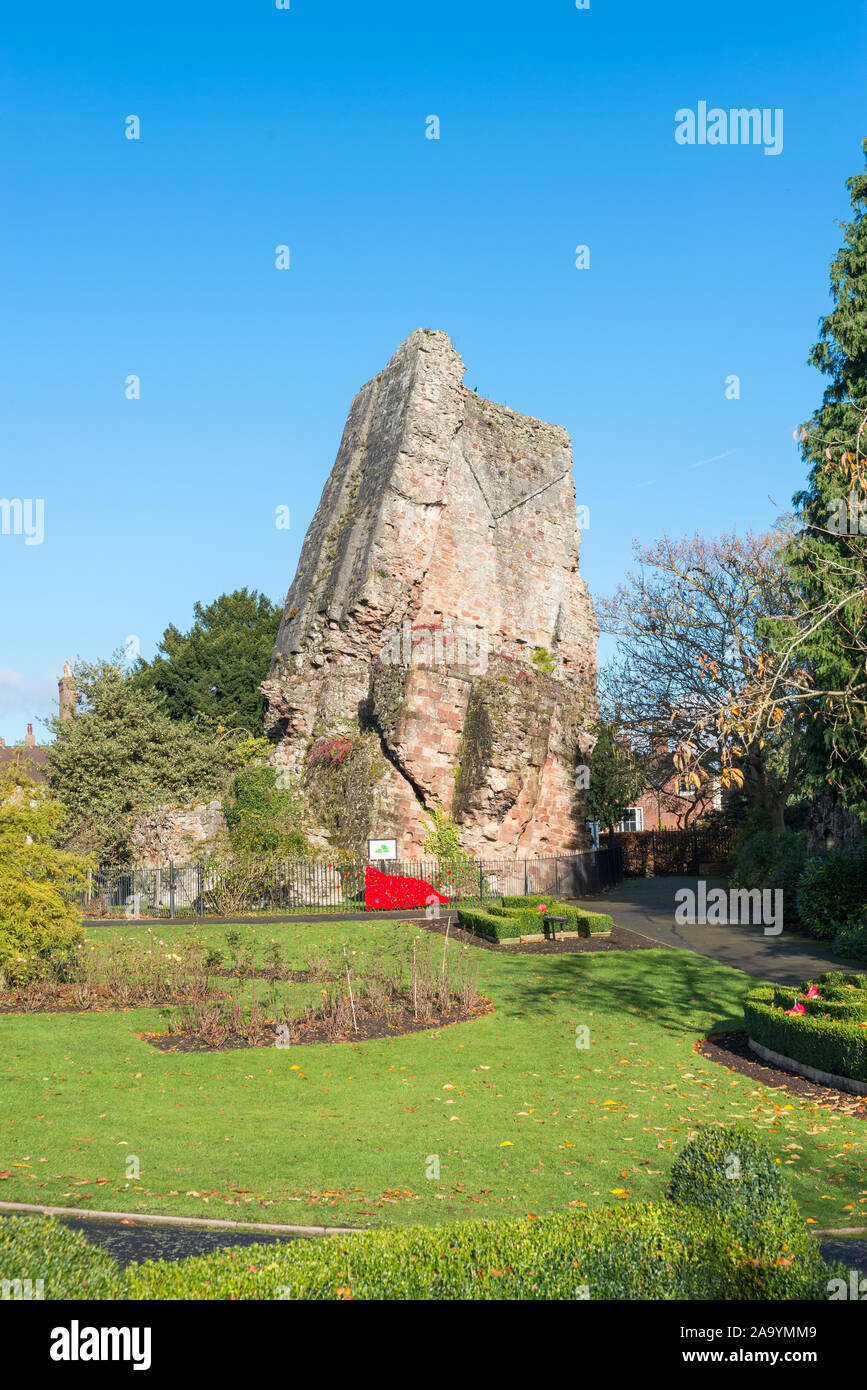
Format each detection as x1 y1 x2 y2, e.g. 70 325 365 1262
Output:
364 865 450 911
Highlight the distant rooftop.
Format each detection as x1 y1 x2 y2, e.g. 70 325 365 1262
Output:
0 724 48 781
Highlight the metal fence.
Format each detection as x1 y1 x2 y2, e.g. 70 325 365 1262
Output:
79 846 623 920
612 825 736 877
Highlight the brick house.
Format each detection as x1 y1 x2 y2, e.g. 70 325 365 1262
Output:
587 736 722 841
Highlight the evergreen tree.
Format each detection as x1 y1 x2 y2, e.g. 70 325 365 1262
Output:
790 140 867 818
133 589 282 734
46 660 266 862
586 720 646 840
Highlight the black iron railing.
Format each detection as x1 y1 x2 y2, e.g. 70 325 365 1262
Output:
79 846 624 920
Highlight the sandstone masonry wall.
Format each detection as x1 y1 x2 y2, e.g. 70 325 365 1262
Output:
263 329 598 857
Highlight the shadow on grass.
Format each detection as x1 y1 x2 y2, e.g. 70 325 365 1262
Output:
490 947 752 1036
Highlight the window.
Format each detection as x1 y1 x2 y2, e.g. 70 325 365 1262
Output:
615 807 644 833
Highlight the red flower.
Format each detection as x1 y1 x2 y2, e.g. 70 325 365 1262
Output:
785 1001 806 1016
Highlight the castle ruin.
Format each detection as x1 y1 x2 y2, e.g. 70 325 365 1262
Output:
263 329 598 858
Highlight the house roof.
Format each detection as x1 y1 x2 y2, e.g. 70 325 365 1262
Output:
0 745 48 782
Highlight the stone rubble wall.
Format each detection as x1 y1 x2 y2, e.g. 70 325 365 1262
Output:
131 800 226 867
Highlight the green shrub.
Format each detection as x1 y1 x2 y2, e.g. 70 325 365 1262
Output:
124 1199 833 1302
0 768 89 985
499 896 612 935
803 997 867 1021
487 905 541 934
223 764 310 856
0 907 83 986
0 1217 126 1299
832 909 867 960
564 907 613 935
502 894 556 909
813 969 867 988
730 828 807 924
666 1122 795 1228
744 975 867 1083
796 847 867 939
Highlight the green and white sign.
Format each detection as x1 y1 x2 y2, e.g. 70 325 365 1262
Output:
368 838 397 861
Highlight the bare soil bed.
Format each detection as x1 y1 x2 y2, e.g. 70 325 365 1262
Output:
697 1031 867 1119
139 995 494 1052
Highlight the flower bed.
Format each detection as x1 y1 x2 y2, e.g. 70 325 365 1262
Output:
743 971 867 1088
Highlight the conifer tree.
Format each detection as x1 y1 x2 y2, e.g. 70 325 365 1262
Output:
789 140 867 817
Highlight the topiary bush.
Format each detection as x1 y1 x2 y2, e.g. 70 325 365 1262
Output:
502 893 557 910
499 896 612 934
456 906 516 941
796 846 867 940
666 1122 795 1229
486 904 546 934
561 905 613 934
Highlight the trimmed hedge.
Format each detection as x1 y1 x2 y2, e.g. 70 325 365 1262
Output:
500 895 613 935
744 973 867 1083
570 909 614 935
123 1201 834 1302
458 901 608 942
0 1216 126 1300
502 893 557 910
456 906 518 942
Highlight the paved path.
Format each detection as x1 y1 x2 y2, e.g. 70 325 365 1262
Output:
577 876 862 985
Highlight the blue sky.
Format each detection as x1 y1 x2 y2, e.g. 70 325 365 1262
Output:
1 0 864 742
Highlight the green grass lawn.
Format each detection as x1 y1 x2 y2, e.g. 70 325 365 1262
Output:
1 918 865 1229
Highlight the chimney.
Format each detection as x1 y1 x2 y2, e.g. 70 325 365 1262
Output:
59 662 76 722
25 723 35 747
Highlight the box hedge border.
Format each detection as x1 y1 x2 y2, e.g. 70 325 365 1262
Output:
744 980 867 1084
500 895 613 935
